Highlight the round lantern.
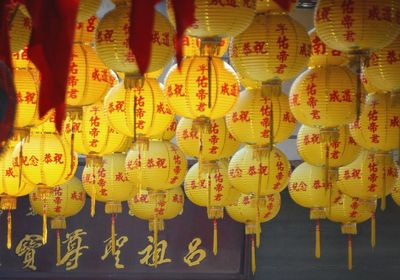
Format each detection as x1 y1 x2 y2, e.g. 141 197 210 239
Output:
30 177 85 263
226 88 296 146
297 125 361 168
308 28 347 67
128 187 184 266
230 13 310 86
228 145 291 196
176 117 240 162
104 78 174 144
166 0 255 38
314 0 400 53
226 192 281 274
256 0 297 14
164 56 239 124
288 162 332 258
181 35 230 58
326 185 376 270
74 15 98 45
338 151 397 210
349 93 400 152
0 143 35 249
9 8 31 53
82 153 135 254
125 140 187 192
391 167 400 206
289 65 357 128
95 3 174 78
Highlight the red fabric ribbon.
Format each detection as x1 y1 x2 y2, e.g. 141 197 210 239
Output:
273 0 296 11
25 0 79 132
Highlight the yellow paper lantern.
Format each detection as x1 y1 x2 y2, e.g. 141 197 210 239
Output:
104 78 174 141
176 118 240 161
181 35 230 58
125 140 187 192
314 0 400 52
228 145 291 196
230 13 310 84
256 0 297 14
30 176 85 263
297 125 361 168
289 65 357 128
9 8 31 53
226 88 296 145
349 93 400 152
308 28 348 67
95 3 174 76
74 15 98 45
76 0 101 22
391 167 400 206
164 57 239 122
166 0 255 38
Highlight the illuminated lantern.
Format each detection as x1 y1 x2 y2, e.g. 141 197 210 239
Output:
9 8 31 52
125 140 187 192
308 28 347 67
74 15 98 45
349 93 400 152
128 187 184 267
176 118 240 162
164 57 239 127
104 78 174 145
288 162 332 259
255 0 297 14
181 35 230 58
297 125 361 168
230 13 310 93
391 167 400 206
226 192 281 274
184 160 238 255
166 0 256 38
226 88 296 146
0 143 35 249
29 177 85 263
76 0 101 22
82 153 135 254
95 3 174 82
326 185 376 270
289 65 357 128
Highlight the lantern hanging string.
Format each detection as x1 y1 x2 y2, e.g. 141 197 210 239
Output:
315 218 320 259
251 235 256 274
7 208 11 249
347 235 352 270
371 211 376 249
111 213 116 255
56 229 61 264
213 218 218 256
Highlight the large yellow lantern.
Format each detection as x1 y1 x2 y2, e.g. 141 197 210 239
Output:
95 3 174 78
128 187 184 267
289 65 357 128
30 177 85 263
288 162 332 258
226 88 296 146
164 57 239 125
297 125 361 168
326 185 376 270
82 153 135 254
226 192 281 274
176 117 240 162
9 8 31 53
125 140 187 192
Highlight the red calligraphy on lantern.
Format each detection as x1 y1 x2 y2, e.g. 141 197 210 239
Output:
315 7 331 22
341 0 355 42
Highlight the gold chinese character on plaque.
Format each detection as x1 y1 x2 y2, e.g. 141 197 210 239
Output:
57 229 89 271
101 234 129 269
138 236 171 267
183 237 206 267
15 234 43 271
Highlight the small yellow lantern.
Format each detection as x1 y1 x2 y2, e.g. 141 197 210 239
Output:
226 88 296 146
9 7 31 53
226 192 281 274
29 177 85 264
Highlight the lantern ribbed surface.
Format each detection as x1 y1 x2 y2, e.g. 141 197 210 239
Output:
166 0 256 38
128 187 184 220
391 168 400 206
125 141 187 191
228 145 291 195
349 93 400 152
63 101 131 156
9 8 31 53
75 15 98 45
288 162 330 209
256 0 297 14
181 36 230 58
176 117 240 161
151 117 177 141
363 35 400 93
297 125 361 168
314 0 400 52
361 72 383 94
338 151 397 200
76 0 101 22
104 78 174 138
95 4 174 74
30 177 86 218
230 13 310 82
184 161 235 207
12 47 32 70
164 57 239 120
289 65 357 128
226 88 296 145
82 153 134 202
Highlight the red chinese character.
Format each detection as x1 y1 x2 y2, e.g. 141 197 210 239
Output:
315 7 331 22
254 41 267 54
368 5 381 21
312 36 326 55
53 153 64 164
90 115 100 126
44 153 53 164
156 158 167 168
